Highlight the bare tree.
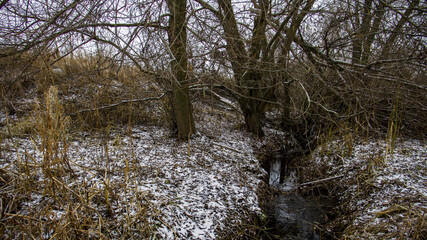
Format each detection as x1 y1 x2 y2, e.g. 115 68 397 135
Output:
1 0 425 138
193 0 316 136
167 0 196 139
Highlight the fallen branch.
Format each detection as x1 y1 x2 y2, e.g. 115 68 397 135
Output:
191 85 243 115
212 142 243 154
205 88 243 115
298 174 344 187
68 93 166 115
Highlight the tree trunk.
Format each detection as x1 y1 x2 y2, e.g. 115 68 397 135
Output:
167 0 196 139
217 0 269 137
352 0 373 64
361 0 385 63
238 70 270 137
242 102 264 137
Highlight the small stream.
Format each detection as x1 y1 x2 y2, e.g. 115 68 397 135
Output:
263 153 332 240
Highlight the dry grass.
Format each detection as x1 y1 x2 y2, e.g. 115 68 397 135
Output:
0 86 159 239
298 134 427 240
1 50 168 133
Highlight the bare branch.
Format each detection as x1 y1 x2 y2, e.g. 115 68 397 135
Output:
68 93 167 116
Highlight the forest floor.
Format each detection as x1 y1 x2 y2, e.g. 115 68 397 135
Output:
0 94 269 239
0 87 426 239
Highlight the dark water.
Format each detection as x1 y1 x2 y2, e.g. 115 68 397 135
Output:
267 191 327 239
265 158 332 240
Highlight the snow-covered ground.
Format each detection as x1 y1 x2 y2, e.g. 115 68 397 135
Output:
308 138 426 239
0 108 266 239
1 93 426 239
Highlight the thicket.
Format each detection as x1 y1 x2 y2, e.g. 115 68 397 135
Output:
1 0 425 142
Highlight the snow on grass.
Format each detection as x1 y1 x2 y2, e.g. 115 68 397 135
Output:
309 138 427 239
0 116 265 239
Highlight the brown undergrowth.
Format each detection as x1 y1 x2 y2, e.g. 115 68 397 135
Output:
1 50 167 134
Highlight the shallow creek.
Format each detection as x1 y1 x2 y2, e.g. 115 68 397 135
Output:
263 153 333 240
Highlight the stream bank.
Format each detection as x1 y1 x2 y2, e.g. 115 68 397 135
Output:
259 149 335 240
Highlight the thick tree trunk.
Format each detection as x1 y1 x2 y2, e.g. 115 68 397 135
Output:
238 70 269 137
217 0 271 137
279 0 315 131
242 102 264 137
167 0 196 139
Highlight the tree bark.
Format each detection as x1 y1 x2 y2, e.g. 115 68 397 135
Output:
361 0 386 63
352 0 373 64
237 0 270 137
167 0 196 139
217 0 270 137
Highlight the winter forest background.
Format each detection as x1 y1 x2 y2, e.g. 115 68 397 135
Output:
0 0 426 239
